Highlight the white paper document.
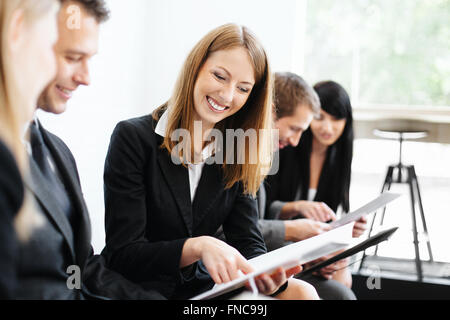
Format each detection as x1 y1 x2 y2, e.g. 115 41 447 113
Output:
191 223 354 300
329 192 401 229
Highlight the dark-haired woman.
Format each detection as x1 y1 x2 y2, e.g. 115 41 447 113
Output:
266 81 366 298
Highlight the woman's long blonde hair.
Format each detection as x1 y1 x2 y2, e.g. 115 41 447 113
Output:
153 23 274 197
0 0 57 240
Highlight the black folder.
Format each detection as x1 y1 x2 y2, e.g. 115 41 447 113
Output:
297 227 398 278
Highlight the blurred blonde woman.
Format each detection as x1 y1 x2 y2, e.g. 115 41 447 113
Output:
0 0 59 299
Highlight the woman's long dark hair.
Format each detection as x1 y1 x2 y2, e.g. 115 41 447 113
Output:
295 81 354 213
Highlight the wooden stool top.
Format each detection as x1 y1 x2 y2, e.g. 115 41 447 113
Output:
373 129 428 141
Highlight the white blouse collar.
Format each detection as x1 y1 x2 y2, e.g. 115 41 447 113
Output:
155 109 215 163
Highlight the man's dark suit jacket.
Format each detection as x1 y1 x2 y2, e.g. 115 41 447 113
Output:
0 140 24 299
19 120 163 300
101 115 267 299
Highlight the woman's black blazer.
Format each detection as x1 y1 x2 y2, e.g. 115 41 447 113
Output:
102 114 266 299
0 140 24 299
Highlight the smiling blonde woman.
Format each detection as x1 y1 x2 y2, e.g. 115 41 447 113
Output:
101 23 307 300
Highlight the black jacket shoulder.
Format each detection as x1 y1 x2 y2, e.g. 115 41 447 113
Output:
112 114 158 144
106 114 161 169
0 140 24 219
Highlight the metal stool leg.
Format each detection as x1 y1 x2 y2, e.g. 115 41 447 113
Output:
407 166 424 282
374 166 394 256
380 166 395 226
410 166 434 262
359 166 394 271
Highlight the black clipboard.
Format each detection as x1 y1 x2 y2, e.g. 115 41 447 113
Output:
297 227 398 278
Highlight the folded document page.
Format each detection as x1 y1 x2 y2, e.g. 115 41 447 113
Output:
330 192 401 229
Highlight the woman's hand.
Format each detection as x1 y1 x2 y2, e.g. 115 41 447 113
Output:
304 250 349 280
182 237 303 296
182 236 254 284
315 258 349 280
353 216 368 238
285 219 331 242
248 265 303 296
281 201 337 222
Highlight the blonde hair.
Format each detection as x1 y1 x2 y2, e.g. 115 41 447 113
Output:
153 23 274 196
0 0 57 240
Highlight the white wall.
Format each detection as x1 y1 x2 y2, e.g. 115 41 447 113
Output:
39 0 307 253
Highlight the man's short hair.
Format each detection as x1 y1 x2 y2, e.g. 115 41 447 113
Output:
274 72 321 120
60 0 110 23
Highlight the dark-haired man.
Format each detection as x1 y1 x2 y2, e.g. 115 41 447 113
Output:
21 0 163 299
259 72 334 252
